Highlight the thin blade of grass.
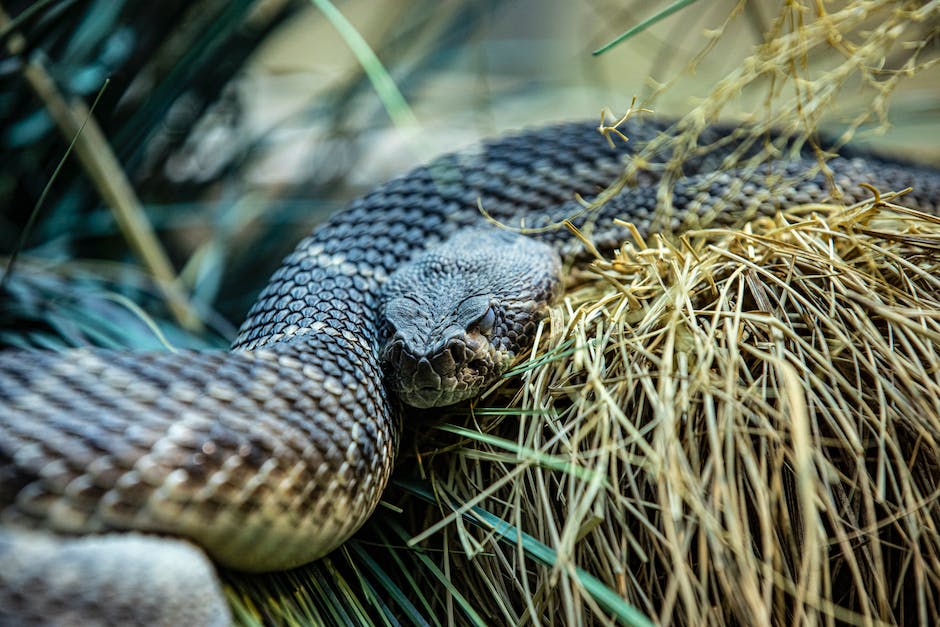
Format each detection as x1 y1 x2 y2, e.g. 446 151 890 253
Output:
397 480 655 627
387 520 488 627
310 0 418 128
0 78 108 291
592 0 702 56
435 423 610 486
347 542 429 627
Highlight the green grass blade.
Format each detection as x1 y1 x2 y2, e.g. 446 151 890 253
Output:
347 542 428 627
387 521 488 627
435 423 610 486
397 480 654 627
310 0 418 128
1 78 109 290
0 0 74 49
372 527 443 627
502 337 597 378
592 0 701 56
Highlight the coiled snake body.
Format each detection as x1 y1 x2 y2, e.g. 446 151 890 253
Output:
1 120 938 624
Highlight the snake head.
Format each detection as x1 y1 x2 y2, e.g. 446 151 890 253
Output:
379 228 561 408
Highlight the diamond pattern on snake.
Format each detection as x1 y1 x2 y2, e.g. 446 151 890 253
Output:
1 120 938 624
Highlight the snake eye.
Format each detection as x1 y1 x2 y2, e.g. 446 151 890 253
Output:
471 305 496 336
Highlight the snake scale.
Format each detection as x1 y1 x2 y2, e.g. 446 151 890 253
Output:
1 119 939 624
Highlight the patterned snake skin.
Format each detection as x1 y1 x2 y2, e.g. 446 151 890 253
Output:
1 120 939 624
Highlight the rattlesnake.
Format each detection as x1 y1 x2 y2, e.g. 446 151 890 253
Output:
1 120 938 624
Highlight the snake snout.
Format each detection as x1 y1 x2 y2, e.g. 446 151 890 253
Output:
379 227 562 408
381 332 496 408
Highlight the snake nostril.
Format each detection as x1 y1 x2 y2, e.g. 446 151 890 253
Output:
398 353 418 380
383 342 401 364
449 344 468 362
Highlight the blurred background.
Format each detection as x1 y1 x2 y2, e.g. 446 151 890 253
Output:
2 0 937 349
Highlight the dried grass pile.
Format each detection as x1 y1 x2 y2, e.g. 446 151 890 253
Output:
401 2 940 624
420 193 940 625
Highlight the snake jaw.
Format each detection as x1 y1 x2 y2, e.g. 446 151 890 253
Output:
381 330 502 408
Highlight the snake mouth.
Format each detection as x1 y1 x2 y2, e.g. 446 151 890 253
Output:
381 336 497 408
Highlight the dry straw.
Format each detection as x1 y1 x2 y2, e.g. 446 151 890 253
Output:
426 191 940 625
416 2 940 623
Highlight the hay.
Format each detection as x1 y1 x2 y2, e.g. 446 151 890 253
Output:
419 192 940 625
591 1 940 232
402 3 940 622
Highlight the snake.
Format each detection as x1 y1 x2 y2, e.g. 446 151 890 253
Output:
1 119 938 625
